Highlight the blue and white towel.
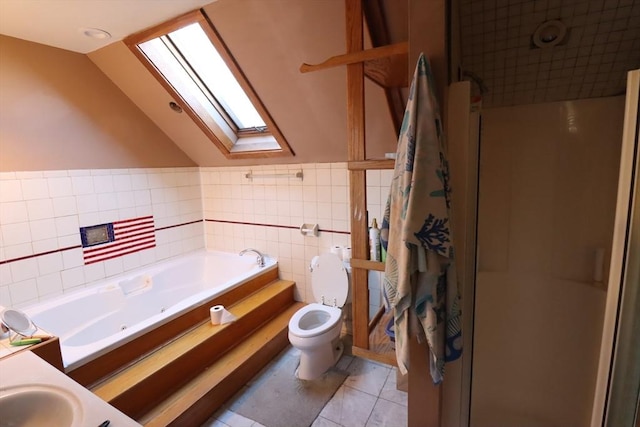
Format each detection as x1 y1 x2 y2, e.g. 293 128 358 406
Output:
381 53 462 384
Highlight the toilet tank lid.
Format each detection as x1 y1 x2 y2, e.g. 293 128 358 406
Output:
311 253 349 307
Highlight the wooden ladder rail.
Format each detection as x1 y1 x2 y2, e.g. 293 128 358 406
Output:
299 42 407 74
344 0 369 353
299 1 445 426
298 1 404 354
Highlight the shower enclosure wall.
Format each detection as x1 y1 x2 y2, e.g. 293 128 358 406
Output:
470 96 624 426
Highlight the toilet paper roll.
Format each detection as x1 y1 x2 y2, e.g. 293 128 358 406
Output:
210 305 237 325
342 247 352 261
330 245 343 259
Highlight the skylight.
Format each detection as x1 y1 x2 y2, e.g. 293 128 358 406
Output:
125 10 292 159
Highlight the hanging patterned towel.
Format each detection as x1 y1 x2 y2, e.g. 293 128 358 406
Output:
382 53 462 384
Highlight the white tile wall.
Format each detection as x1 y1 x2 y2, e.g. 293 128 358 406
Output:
0 167 204 308
202 163 351 302
1 163 395 315
202 163 392 309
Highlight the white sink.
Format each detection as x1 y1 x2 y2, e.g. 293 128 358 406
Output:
0 384 82 427
0 351 141 427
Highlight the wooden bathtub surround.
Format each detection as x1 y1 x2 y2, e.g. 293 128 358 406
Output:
68 266 278 387
29 336 64 371
141 303 302 427
92 279 294 414
88 277 298 426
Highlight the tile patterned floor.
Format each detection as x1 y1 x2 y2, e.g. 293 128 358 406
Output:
202 346 407 427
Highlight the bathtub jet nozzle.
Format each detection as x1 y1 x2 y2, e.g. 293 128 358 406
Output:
239 248 266 268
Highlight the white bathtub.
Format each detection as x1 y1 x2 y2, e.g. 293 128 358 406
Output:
24 250 276 371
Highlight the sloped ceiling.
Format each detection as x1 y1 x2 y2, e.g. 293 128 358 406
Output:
459 0 640 107
0 0 214 54
89 0 399 166
0 0 401 167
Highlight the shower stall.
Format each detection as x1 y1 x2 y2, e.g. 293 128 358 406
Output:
449 67 640 427
450 0 640 424
470 92 623 427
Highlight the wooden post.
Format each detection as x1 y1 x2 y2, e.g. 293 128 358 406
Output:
345 0 369 350
407 0 447 426
408 331 442 427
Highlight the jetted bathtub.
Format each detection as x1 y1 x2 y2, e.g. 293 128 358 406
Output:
24 250 276 371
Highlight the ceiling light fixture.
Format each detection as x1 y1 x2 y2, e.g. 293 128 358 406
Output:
80 27 112 40
169 101 183 113
532 20 567 48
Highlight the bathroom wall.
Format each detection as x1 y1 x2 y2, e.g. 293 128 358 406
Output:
0 168 204 308
0 32 394 311
89 0 399 167
201 163 392 312
0 35 195 171
470 96 624 427
1 162 392 313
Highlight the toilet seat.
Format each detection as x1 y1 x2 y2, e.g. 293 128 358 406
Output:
288 303 342 338
310 253 349 307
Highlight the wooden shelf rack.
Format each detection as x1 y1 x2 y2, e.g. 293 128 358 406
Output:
299 0 406 364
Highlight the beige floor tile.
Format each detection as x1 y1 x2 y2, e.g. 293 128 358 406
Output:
379 368 408 407
335 353 354 371
200 419 230 427
319 385 378 427
215 410 255 427
344 358 391 397
202 353 399 427
365 398 407 427
311 416 343 427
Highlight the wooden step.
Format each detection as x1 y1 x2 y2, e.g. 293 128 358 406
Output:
140 302 304 427
91 279 296 420
69 266 279 387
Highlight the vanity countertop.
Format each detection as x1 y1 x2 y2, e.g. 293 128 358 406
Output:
0 350 141 427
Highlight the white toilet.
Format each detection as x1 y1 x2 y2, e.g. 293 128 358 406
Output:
288 252 350 380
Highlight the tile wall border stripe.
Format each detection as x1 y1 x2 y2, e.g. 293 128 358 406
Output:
155 219 203 231
0 245 82 265
0 219 203 265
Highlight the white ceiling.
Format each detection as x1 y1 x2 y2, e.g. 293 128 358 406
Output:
0 0 216 54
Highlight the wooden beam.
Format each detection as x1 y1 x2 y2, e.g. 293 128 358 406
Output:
350 258 385 271
407 1 447 426
408 0 447 107
352 346 397 367
364 54 409 88
348 159 395 170
363 0 406 135
345 0 370 351
300 42 408 74
408 333 442 427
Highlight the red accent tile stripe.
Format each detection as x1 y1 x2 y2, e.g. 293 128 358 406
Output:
1 220 202 266
0 245 82 265
155 219 203 231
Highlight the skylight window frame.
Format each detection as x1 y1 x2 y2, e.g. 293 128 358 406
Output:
124 9 293 159
159 33 241 134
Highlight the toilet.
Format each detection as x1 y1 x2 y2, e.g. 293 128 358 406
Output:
288 252 350 380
